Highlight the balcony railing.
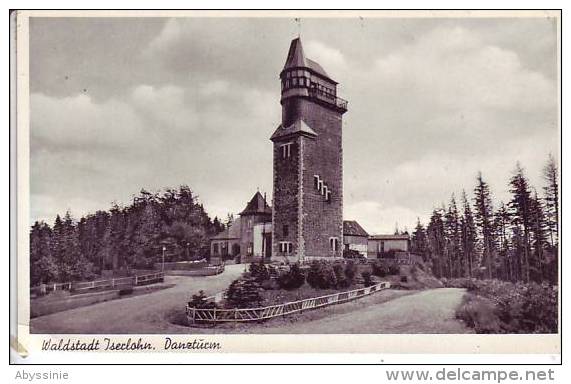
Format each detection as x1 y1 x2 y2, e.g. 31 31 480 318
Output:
308 87 348 111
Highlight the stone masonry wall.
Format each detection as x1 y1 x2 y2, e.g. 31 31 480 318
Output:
271 137 300 260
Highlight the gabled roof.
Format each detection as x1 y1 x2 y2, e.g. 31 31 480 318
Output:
211 217 241 240
240 192 272 216
270 119 317 142
343 220 369 237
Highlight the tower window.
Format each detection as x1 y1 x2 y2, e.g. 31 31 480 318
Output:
326 190 331 203
322 184 328 196
329 237 339 252
280 143 292 159
279 241 293 254
314 175 320 189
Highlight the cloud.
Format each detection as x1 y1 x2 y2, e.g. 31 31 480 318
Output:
31 93 145 151
305 40 347 75
341 25 558 232
29 18 559 236
131 84 199 132
30 78 279 224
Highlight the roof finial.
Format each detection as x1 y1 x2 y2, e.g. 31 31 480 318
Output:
295 17 301 38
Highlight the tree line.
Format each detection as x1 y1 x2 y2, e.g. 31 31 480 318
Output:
30 185 226 286
411 155 559 284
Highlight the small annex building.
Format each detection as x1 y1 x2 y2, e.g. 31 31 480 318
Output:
210 191 272 263
342 220 369 256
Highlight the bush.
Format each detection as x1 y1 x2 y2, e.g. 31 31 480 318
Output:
343 249 361 259
372 262 388 277
454 279 558 334
388 264 400 275
249 260 270 283
456 294 502 333
333 264 350 288
400 275 408 283
188 290 217 309
277 263 305 290
225 278 263 308
267 265 279 279
118 287 133 296
344 261 357 285
361 271 374 287
306 261 337 289
261 279 279 290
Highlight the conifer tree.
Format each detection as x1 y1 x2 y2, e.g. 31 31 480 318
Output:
494 202 511 280
508 163 533 282
411 218 428 260
427 208 446 278
30 221 57 285
444 194 462 277
460 190 478 278
474 172 495 279
542 154 559 248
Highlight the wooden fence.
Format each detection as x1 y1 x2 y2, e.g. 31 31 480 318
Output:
165 264 225 277
186 281 391 324
30 271 165 296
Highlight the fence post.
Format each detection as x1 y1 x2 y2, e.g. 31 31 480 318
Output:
134 275 138 285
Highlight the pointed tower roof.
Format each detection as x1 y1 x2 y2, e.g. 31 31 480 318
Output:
282 37 335 82
270 119 317 142
283 37 306 70
240 192 272 216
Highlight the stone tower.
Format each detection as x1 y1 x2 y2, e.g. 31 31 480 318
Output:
270 37 348 262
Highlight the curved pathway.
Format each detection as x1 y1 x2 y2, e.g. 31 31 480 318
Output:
30 264 245 334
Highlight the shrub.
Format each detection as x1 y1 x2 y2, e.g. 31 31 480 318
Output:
277 263 305 290
454 279 558 334
343 249 361 259
267 265 279 279
456 294 502 333
260 279 279 290
388 264 400 275
344 261 357 285
361 271 374 287
333 264 349 288
400 275 408 283
188 290 217 309
118 287 133 296
225 278 263 308
372 262 388 277
306 261 337 289
249 260 270 283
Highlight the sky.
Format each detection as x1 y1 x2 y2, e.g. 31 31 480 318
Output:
29 15 559 234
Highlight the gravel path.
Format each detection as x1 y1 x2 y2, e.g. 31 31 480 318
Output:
30 264 245 334
31 266 470 334
269 287 472 334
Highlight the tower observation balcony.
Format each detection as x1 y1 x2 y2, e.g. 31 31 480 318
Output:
308 86 348 112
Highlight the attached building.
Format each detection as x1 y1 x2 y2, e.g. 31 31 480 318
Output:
210 191 272 262
342 220 369 256
367 234 411 259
